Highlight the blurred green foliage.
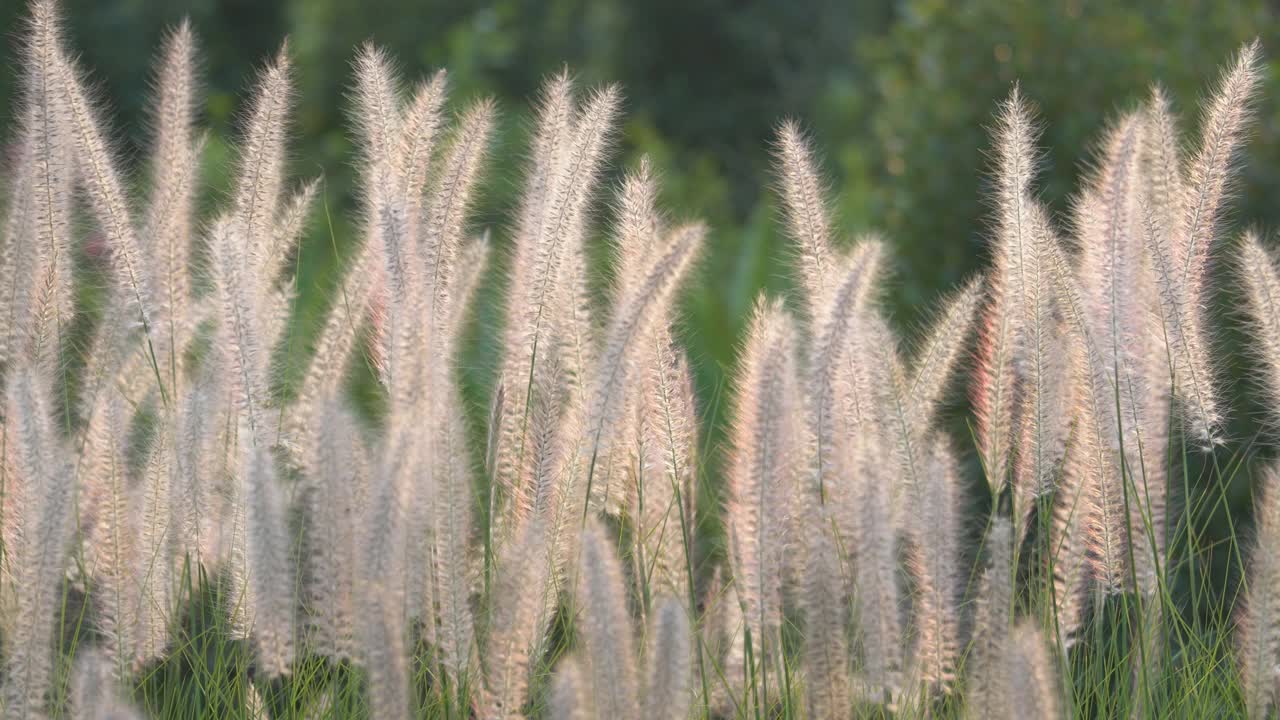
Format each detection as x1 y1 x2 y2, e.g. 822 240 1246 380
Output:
2 0 1279 469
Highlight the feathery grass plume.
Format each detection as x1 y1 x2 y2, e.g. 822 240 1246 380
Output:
725 296 799 680
549 657 591 720
499 185 586 554
300 395 366 660
802 508 851 719
3 0 75 384
541 241 595 531
0 132 36 375
360 417 415 632
1132 354 1173 601
583 221 704 515
553 245 596 474
974 86 1043 495
557 163 602 376
399 106 493 446
1041 233 1122 614
292 58 421 448
1041 226 1122 621
626 362 659 606
258 291 299 412
370 186 416 416
847 446 903 699
70 648 143 720
0 433 19 627
1012 275 1072 540
234 43 292 275
1085 106 1172 602
1239 463 1280 719
1141 86 1184 238
480 518 552 720
1239 231 1280 428
81 392 140 675
50 21 161 378
612 156 663 285
426 243 491 666
576 520 640 720
605 159 671 556
212 446 249 620
634 325 698 605
524 266 593 568
205 47 291 443
860 309 951 571
519 345 586 653
144 20 198 230
134 429 175 668
1 364 75 719
862 311 930 499
240 437 296 677
512 240 602 554
535 83 618 320
964 517 1014 719
809 238 884 507
774 120 837 316
1008 200 1071 537
520 318 572 527
494 79 617 532
642 596 692 720
389 101 493 632
1039 252 1100 645
169 361 221 574
210 216 270 442
1047 314 1097 648
1000 621 1064 720
433 377 479 684
245 683 267 719
351 48 413 386
1142 89 1202 444
1171 40 1261 445
501 74 572 345
419 100 495 317
142 22 201 382
1073 115 1152 595
204 377 245 575
507 206 593 558
907 276 982 428
381 104 496 417
399 70 449 217
351 43 402 190
151 132 206 378
837 319 905 700
355 429 412 720
361 594 411 720
1131 95 1180 586
907 435 963 695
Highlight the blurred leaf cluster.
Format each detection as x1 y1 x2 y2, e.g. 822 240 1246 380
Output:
1 0 1278 435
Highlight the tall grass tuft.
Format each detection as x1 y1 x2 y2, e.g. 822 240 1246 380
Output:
1 2 1278 718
